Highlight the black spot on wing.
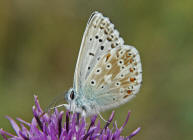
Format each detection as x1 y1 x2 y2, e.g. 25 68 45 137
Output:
89 52 95 56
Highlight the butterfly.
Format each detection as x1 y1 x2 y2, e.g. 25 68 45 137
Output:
54 11 142 117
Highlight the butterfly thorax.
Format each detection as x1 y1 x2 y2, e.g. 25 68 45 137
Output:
66 88 97 116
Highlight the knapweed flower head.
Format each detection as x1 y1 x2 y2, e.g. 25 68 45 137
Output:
0 96 140 140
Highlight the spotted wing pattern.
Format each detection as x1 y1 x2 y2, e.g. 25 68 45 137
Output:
74 11 142 112
84 45 142 111
74 12 124 92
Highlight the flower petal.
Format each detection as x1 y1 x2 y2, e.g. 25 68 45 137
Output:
127 127 141 139
6 116 21 136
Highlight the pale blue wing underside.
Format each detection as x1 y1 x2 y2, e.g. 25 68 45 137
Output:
74 12 142 112
73 12 124 92
83 45 142 112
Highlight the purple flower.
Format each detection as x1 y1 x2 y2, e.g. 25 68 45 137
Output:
0 96 141 140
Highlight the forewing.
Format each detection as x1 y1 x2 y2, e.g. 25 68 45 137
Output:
74 12 124 92
84 45 142 112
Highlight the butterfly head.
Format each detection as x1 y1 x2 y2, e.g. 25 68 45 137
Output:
66 88 77 103
66 88 85 113
65 88 91 116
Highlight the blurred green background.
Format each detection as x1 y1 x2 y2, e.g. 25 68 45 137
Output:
0 0 193 139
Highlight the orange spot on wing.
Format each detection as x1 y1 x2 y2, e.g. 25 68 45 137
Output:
107 36 112 41
130 78 136 82
123 95 129 99
126 54 131 58
127 90 132 95
129 59 133 63
129 68 134 72
111 43 115 48
106 53 111 62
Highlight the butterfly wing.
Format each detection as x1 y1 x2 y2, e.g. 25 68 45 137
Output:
74 11 142 113
73 11 124 92
84 45 142 112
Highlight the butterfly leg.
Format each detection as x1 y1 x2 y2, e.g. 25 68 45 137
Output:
81 110 87 118
50 104 70 110
63 104 70 110
98 112 110 123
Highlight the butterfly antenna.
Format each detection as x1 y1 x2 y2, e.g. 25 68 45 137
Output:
40 92 68 117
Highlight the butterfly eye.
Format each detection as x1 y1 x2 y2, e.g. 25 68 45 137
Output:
70 90 75 100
